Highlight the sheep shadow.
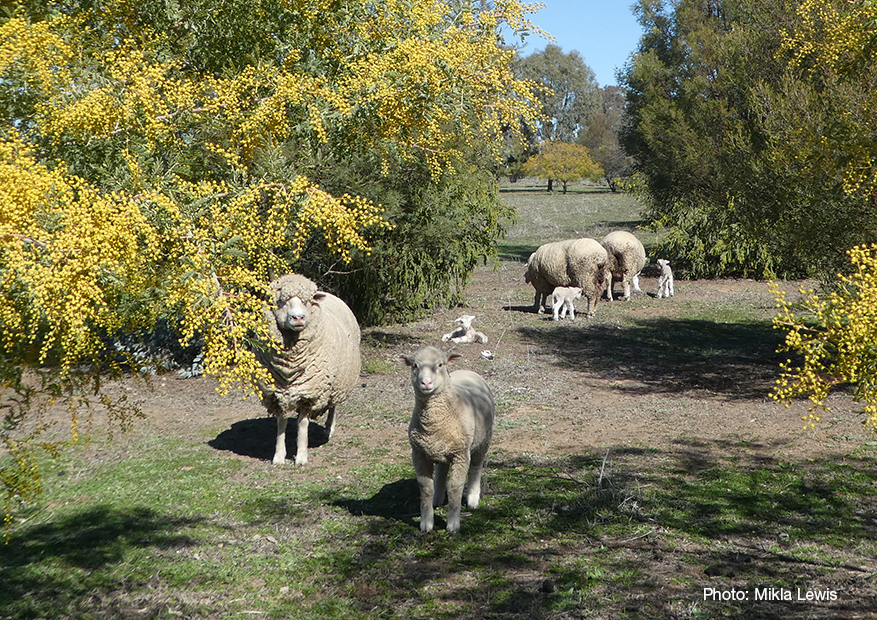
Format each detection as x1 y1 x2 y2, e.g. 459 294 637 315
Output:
333 478 421 529
208 417 331 462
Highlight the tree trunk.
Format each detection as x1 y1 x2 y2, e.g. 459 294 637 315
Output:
547 178 553 192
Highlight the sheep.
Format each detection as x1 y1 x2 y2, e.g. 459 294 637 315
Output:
441 315 488 344
657 258 675 298
524 238 608 318
602 230 646 301
252 274 361 466
550 286 583 321
403 346 495 533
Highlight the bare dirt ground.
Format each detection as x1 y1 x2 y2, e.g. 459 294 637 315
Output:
93 260 868 477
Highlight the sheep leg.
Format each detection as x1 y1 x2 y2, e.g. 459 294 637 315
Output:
605 278 614 301
433 462 449 507
412 450 436 533
632 273 642 293
294 412 309 466
324 405 336 440
273 414 288 465
446 454 470 533
533 290 545 314
466 452 486 509
622 278 632 301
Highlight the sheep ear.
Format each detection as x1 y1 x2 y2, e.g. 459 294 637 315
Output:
313 291 328 302
401 355 414 367
447 354 463 364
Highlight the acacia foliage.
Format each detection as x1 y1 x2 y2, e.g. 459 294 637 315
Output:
0 0 544 519
768 2 877 431
620 0 877 280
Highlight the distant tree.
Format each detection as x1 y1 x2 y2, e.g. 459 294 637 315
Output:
578 86 633 191
514 44 602 145
521 141 603 193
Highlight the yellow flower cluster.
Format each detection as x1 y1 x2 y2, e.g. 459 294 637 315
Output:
771 244 877 431
0 138 158 374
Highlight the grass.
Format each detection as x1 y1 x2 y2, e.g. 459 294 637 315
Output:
497 178 657 261
4 187 877 620
4 442 875 619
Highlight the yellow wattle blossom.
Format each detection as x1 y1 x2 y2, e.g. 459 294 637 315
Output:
771 245 877 431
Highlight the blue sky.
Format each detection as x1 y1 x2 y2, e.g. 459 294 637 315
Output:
518 1 644 87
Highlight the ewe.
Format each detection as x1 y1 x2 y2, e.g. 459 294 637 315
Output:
253 274 361 466
403 346 495 533
524 238 608 318
601 231 646 301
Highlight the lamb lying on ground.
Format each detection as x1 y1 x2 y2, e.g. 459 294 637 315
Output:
252 274 361 466
602 230 646 301
441 315 488 344
550 286 582 321
657 259 674 298
524 238 608 318
403 346 495 533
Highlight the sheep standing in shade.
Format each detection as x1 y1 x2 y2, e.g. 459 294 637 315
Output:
441 315 488 344
602 231 646 301
524 238 608 318
657 259 675 298
253 274 361 466
550 286 583 321
403 346 495 533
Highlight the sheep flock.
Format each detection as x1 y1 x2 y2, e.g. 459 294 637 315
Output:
244 228 671 532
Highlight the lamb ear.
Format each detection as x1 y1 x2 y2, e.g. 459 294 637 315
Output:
401 354 414 367
313 291 328 302
447 353 463 364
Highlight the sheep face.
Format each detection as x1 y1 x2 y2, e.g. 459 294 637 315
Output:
455 315 476 330
273 289 327 333
403 347 461 397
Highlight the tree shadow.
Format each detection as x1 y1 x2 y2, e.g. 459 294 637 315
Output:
208 417 331 462
518 318 787 398
0 506 201 619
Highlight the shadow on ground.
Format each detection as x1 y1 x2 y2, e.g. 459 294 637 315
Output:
0 506 200 619
518 318 787 398
208 417 331 461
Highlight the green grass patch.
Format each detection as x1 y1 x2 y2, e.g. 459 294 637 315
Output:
6 441 874 619
498 184 655 261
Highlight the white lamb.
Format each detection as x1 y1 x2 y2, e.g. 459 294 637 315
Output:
657 259 675 298
252 274 361 466
602 230 646 301
441 315 488 344
550 286 583 321
403 346 495 533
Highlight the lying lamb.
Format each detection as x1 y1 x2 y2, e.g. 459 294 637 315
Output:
403 346 495 533
524 238 608 318
441 315 488 344
657 259 675 298
602 230 646 301
252 274 361 466
550 286 582 321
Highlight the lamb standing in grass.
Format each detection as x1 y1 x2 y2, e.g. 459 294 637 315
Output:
550 286 583 321
602 230 646 301
441 315 488 344
253 274 361 466
404 346 495 533
524 238 608 318
657 259 675 298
